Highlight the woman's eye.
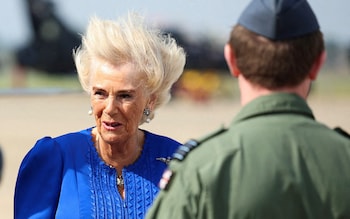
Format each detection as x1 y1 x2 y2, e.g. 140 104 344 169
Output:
120 93 132 99
94 90 106 97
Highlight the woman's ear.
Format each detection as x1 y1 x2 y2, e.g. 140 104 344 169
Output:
147 94 157 111
309 50 326 80
224 44 241 77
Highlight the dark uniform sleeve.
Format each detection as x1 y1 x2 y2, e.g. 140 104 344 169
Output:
14 137 63 218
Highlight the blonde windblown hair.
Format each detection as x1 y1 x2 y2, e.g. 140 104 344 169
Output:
73 13 186 121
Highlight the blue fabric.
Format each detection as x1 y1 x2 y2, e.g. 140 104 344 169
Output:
14 128 180 219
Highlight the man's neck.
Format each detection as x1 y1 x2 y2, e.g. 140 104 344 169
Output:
238 75 311 106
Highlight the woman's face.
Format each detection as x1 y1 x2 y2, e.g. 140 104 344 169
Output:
90 60 152 145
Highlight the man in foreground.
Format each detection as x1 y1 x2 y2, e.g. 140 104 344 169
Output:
146 0 350 218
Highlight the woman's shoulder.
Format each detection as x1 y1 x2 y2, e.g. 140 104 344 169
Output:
32 127 93 153
143 130 181 157
141 130 180 165
54 127 93 143
144 130 181 146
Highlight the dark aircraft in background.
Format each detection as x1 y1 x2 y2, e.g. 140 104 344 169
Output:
11 0 227 88
165 28 227 71
14 0 81 75
14 0 226 75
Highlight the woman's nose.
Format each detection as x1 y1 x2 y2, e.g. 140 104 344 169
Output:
104 96 117 115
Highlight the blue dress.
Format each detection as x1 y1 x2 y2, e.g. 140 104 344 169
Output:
14 128 180 218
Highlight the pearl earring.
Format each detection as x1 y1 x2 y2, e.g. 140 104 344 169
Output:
143 108 151 123
88 107 93 115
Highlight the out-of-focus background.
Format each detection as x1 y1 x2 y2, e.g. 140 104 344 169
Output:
0 0 349 218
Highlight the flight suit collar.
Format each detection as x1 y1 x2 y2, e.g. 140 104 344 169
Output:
232 92 315 125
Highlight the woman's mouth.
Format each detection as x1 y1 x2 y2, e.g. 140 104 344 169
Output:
103 121 121 130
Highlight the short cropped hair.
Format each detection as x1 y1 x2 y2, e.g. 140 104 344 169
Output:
228 25 324 89
74 13 186 113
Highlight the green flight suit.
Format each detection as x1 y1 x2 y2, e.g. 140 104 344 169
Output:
146 93 350 219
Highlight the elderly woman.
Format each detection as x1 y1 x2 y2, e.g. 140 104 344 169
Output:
14 13 186 218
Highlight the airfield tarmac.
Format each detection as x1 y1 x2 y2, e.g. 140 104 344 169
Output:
0 91 349 218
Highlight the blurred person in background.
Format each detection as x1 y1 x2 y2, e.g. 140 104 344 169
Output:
146 0 350 218
0 146 3 183
14 13 186 218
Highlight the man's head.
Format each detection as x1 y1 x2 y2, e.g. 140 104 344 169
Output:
225 0 325 90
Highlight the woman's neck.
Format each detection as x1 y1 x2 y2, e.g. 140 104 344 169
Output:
93 128 144 173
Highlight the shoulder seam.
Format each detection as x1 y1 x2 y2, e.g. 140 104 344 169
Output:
334 127 350 139
171 126 227 162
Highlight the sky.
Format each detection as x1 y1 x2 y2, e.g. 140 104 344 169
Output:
0 0 350 50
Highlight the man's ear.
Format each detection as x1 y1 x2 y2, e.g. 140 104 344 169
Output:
224 44 240 77
309 50 326 80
